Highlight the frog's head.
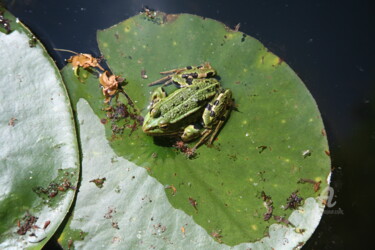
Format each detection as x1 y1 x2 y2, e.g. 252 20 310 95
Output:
142 112 178 136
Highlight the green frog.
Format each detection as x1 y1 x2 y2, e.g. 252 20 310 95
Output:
142 63 232 151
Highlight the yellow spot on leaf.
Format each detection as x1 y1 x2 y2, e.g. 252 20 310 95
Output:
315 177 322 182
243 68 248 72
271 56 280 65
251 224 258 231
284 158 290 163
103 42 108 48
142 45 146 49
309 118 314 122
248 178 253 182
173 41 177 46
57 231 65 244
281 119 286 124
242 120 248 125
256 51 280 69
124 26 130 32
226 33 234 39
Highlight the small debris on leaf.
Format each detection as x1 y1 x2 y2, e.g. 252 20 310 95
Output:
33 175 74 199
54 48 104 78
152 223 167 235
188 197 198 212
141 69 148 79
8 117 17 126
234 23 241 32
143 6 156 19
173 140 196 158
28 35 37 48
112 222 120 230
17 212 38 235
67 238 73 249
89 177 106 188
104 101 143 137
302 149 312 158
257 145 268 153
298 178 321 192
165 184 177 196
273 215 294 227
99 71 124 103
284 191 303 210
43 220 51 230
211 230 223 243
260 191 273 221
151 152 158 158
104 207 116 219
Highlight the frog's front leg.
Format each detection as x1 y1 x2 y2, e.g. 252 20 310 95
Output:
181 124 203 142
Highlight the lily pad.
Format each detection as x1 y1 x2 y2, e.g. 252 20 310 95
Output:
0 8 79 249
60 12 330 247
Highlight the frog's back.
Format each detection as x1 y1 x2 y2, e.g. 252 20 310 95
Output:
156 79 220 124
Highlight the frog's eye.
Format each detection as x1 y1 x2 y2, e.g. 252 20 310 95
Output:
150 108 161 118
159 123 169 130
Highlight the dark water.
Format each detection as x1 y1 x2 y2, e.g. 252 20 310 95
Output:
3 0 375 249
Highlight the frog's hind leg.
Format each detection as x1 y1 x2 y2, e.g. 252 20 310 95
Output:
148 75 173 86
207 100 233 145
207 117 227 145
191 129 212 152
160 66 194 75
193 89 233 150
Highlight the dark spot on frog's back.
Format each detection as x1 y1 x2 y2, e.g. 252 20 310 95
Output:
192 72 198 78
206 72 214 77
206 104 212 111
186 78 193 85
186 66 192 70
213 100 219 106
210 111 216 117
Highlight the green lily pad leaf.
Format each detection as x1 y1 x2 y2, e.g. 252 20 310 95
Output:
57 99 329 250
60 12 330 248
0 9 79 249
